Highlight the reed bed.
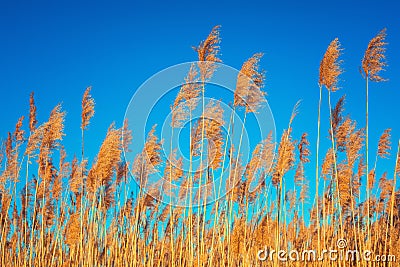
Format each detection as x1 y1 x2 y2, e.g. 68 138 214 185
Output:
0 26 399 267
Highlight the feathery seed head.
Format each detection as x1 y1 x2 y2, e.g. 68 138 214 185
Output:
81 86 95 131
234 53 266 113
319 38 343 92
377 128 391 159
29 92 38 132
362 28 388 82
193 25 222 81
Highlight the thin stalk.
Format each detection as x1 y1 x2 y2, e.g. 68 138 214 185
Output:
365 76 371 247
228 110 248 262
328 90 344 235
388 140 399 256
168 127 175 267
315 84 322 252
196 81 206 265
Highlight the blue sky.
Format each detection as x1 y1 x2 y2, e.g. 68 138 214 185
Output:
1 0 399 202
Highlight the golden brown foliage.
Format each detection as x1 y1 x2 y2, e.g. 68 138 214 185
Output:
368 169 376 190
272 128 295 187
121 119 133 153
298 133 310 164
272 103 299 187
194 25 221 63
378 172 392 201
362 28 388 82
171 64 201 128
65 212 81 248
132 125 163 186
234 53 266 113
81 86 95 130
1 27 400 267
397 147 400 176
319 38 342 91
377 128 391 158
321 148 334 180
162 149 183 196
87 124 121 194
29 92 38 132
245 134 274 186
296 133 310 200
42 104 66 149
144 125 163 167
193 25 222 81
192 101 225 169
53 146 68 200
5 132 12 162
331 95 345 138
69 156 85 195
14 116 25 143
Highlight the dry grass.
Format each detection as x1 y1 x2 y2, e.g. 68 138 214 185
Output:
0 26 399 267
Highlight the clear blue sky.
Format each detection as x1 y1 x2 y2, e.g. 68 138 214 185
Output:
1 0 399 198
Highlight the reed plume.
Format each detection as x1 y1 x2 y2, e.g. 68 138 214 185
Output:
319 38 342 92
162 149 183 196
14 116 25 143
226 151 244 192
361 29 388 244
131 125 163 186
193 25 222 81
272 102 299 186
367 170 376 191
69 156 85 196
143 125 163 167
53 146 68 200
192 101 225 170
25 123 43 157
171 63 201 128
29 92 38 132
234 53 266 113
316 38 343 249
38 104 65 185
298 133 310 164
321 148 334 181
296 133 310 207
87 124 121 195
362 28 388 82
245 134 274 187
81 87 95 131
331 95 345 139
378 172 392 203
377 128 391 159
65 212 81 248
42 104 65 150
272 114 297 187
121 119 132 153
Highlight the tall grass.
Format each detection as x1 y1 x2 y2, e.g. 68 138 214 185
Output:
0 26 399 267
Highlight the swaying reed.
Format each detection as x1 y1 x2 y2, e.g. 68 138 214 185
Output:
378 128 391 159
171 63 201 128
361 28 388 246
29 92 38 132
317 38 344 251
81 86 95 131
319 38 343 92
193 25 222 82
234 53 266 113
0 26 399 267
362 28 388 82
87 123 121 196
